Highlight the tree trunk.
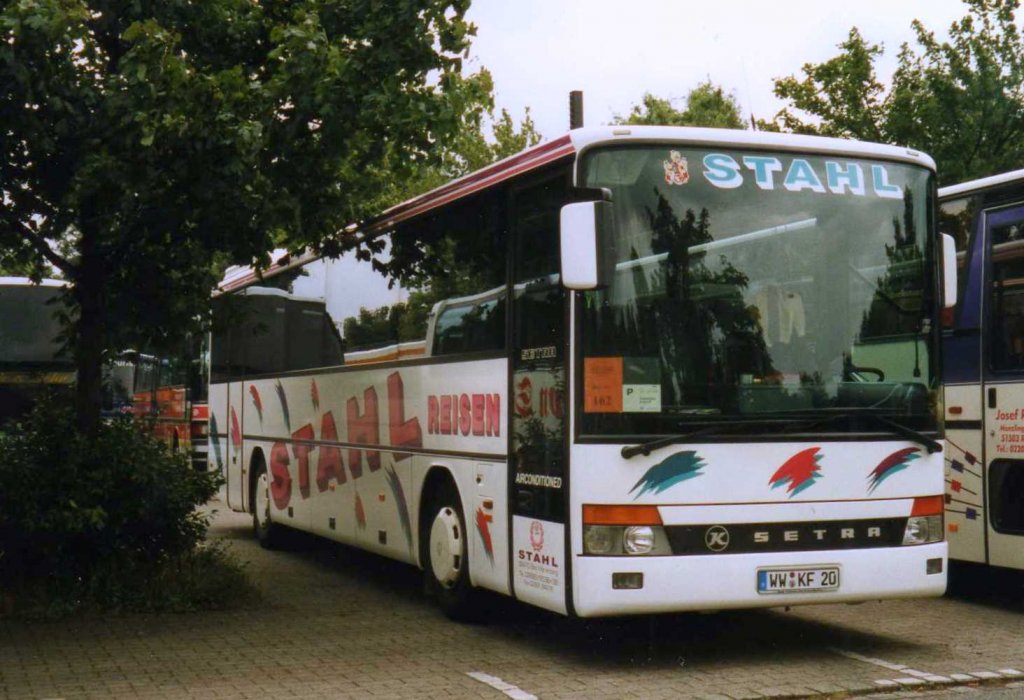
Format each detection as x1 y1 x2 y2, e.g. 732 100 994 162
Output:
73 222 105 436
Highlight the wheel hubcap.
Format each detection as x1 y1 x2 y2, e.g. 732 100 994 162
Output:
429 507 462 588
256 472 271 530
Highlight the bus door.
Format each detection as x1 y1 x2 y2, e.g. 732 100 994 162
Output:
982 204 1024 570
210 296 246 511
509 171 571 614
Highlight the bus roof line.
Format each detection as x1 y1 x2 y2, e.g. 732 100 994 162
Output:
938 168 1024 199
216 126 935 296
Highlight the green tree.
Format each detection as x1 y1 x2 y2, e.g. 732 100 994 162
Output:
397 105 543 199
617 81 747 129
765 0 1024 184
0 0 490 433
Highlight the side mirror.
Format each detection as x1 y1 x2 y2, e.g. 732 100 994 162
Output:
941 232 957 309
559 200 614 290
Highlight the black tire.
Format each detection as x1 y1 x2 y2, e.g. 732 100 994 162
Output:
251 461 285 549
422 482 480 621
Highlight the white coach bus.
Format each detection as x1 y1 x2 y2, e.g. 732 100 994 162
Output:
939 169 1024 572
210 126 955 619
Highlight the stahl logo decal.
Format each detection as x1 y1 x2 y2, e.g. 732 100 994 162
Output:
519 520 558 568
266 371 424 512
664 151 690 185
704 525 730 552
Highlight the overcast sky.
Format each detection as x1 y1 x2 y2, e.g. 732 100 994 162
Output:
464 0 970 140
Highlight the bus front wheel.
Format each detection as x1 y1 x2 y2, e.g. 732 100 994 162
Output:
424 485 480 621
252 463 284 549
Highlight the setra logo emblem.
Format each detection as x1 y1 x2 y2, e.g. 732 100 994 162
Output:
705 525 730 552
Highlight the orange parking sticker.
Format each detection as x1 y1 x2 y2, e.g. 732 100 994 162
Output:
584 357 623 413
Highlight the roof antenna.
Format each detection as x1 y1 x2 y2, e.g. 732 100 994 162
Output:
569 90 584 130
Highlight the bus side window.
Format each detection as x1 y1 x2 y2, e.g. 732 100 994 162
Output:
990 218 1024 370
210 297 233 383
394 188 508 358
939 195 976 323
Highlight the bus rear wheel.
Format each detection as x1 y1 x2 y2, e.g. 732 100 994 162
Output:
424 485 480 621
252 463 284 549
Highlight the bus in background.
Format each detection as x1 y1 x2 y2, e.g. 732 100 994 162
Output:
939 170 1024 572
105 341 210 471
211 126 954 619
0 278 74 426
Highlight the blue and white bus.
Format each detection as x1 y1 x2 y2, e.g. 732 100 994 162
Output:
940 170 1024 572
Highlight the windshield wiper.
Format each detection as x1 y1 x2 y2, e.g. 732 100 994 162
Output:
619 411 940 460
778 408 942 454
621 424 732 460
620 418 817 460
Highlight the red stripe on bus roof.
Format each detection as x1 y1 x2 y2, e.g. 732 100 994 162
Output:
368 135 575 231
217 135 576 294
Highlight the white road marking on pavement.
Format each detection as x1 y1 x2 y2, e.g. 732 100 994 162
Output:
467 671 538 700
830 648 908 671
894 677 927 686
832 648 1022 692
832 648 961 687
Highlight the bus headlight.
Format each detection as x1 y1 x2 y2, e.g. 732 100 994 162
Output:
582 505 672 555
903 496 944 545
584 525 617 555
903 515 943 545
582 524 671 555
623 526 655 554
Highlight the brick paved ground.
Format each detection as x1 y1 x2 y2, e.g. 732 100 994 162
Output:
1 498 1022 699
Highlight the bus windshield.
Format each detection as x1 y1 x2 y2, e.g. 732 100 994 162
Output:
578 145 937 437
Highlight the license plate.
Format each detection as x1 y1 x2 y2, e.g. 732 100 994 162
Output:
757 565 839 594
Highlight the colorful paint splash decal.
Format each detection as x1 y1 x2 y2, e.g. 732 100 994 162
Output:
384 465 412 551
311 379 320 412
275 380 291 431
475 507 494 563
355 493 366 530
249 385 263 424
209 413 224 471
867 447 920 493
229 407 241 449
769 447 822 496
630 450 706 499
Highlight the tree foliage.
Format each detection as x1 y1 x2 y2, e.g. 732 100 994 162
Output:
764 0 1024 184
617 81 747 129
395 105 543 200
343 107 542 348
0 0 490 432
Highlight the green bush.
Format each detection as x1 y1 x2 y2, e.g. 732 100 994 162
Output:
0 399 252 615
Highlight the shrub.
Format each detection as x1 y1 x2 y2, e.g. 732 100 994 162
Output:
0 398 251 615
